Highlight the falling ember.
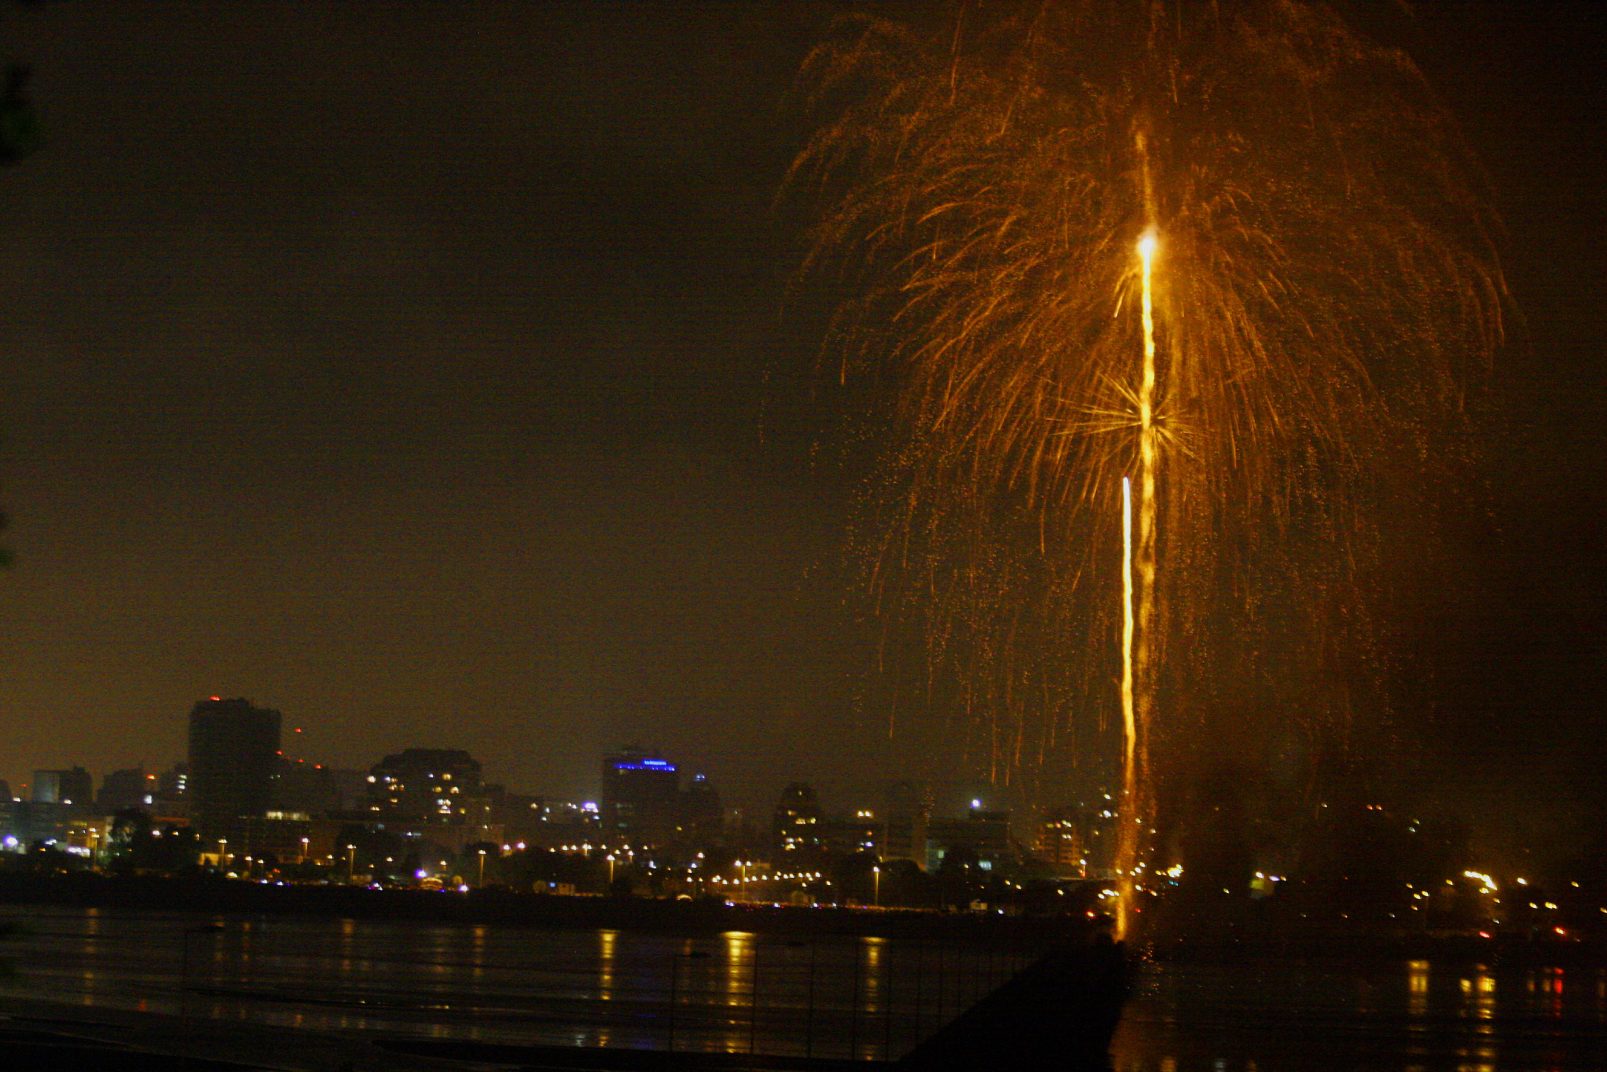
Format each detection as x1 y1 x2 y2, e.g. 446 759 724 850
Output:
791 1 1508 891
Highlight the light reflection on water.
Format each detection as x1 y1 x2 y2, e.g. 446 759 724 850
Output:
7 904 1606 1068
1112 954 1607 1071
0 903 1028 1062
597 927 616 1001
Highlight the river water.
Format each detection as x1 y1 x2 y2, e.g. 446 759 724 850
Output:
2 905 1605 1068
1113 953 1607 1071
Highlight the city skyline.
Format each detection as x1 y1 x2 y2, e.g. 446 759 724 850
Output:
6 695 1010 827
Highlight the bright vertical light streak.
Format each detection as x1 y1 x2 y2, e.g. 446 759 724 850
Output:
1120 471 1135 836
1137 229 1157 787
1137 233 1158 640
1116 230 1158 939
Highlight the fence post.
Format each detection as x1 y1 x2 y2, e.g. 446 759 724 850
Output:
181 923 224 1021
849 940 861 1060
883 940 894 1061
805 942 817 1058
748 944 759 1055
668 952 679 1052
912 940 924 1046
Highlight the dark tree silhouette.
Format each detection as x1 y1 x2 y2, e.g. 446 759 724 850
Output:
0 61 40 164
1 4 46 567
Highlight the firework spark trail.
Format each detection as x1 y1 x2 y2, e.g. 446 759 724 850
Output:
792 1 1507 884
1112 229 1161 937
1119 474 1136 935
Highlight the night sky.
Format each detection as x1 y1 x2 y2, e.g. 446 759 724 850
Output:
0 3 1601 844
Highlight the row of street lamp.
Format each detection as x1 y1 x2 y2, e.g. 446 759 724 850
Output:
210 840 879 902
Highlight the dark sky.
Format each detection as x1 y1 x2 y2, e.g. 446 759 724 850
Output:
0 1 889 809
1363 1 1607 854
0 3 1602 834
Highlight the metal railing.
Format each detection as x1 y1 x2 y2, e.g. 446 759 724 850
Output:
6 909 1044 1062
659 935 1037 1061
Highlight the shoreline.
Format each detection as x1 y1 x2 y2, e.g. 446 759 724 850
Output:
0 872 1092 943
6 873 1601 969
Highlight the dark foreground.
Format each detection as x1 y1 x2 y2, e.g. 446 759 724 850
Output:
0 1002 866 1070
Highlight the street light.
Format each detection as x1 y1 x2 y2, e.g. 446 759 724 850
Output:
606 853 616 887
476 849 487 886
873 865 881 907
346 843 356 881
299 836 309 864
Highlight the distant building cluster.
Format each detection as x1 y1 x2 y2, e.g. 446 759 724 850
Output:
8 698 1594 939
0 696 1139 906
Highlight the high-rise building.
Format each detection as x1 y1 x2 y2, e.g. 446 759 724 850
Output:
187 697 282 838
97 767 156 813
772 782 823 859
600 747 680 847
821 809 880 857
157 763 189 799
1033 808 1087 877
32 766 93 808
681 773 724 847
366 748 483 823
